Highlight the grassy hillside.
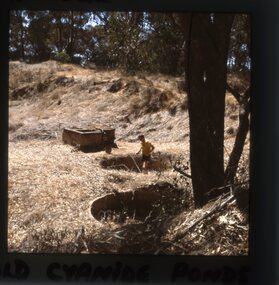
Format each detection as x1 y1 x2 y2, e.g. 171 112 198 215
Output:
8 61 249 255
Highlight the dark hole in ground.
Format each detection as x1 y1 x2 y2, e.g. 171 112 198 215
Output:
79 143 118 153
100 152 177 172
91 182 187 223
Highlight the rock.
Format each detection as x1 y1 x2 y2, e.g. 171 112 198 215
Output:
124 80 140 94
37 82 48 93
54 76 74 86
107 79 123 93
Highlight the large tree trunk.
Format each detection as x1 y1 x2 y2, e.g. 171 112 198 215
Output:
186 14 234 207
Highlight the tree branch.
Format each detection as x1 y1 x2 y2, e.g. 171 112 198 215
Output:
225 87 250 184
226 83 241 103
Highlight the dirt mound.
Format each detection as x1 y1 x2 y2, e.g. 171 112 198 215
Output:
123 80 141 94
10 130 56 142
9 60 73 90
129 87 182 118
9 60 191 144
10 75 75 100
8 60 239 145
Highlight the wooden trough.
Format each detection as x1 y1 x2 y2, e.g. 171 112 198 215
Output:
62 128 115 148
90 182 186 222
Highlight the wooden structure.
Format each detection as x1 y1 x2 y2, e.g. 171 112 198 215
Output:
62 128 115 148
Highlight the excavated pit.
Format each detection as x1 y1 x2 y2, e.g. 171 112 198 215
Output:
90 182 187 223
100 153 177 172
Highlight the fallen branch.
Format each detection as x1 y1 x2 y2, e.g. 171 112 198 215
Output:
155 193 236 255
206 180 249 199
173 165 192 179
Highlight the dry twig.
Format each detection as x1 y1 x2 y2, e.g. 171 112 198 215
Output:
173 165 192 179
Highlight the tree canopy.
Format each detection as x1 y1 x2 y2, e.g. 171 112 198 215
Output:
9 11 250 77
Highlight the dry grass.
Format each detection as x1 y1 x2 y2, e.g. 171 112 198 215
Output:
8 139 189 253
8 61 249 255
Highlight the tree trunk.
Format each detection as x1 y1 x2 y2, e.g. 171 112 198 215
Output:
66 11 75 57
19 11 25 61
178 14 191 92
225 87 250 184
55 14 63 53
186 14 234 207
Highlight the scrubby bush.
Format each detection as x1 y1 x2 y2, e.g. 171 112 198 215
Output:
54 51 71 63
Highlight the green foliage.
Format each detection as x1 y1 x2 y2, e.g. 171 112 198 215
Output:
54 51 71 63
9 11 250 76
228 14 251 78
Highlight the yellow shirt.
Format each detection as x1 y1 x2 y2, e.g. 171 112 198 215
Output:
141 140 154 156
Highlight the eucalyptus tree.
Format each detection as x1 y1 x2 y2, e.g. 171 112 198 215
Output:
9 10 28 60
180 13 235 207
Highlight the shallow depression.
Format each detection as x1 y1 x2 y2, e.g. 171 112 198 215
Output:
90 182 187 223
100 152 177 172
